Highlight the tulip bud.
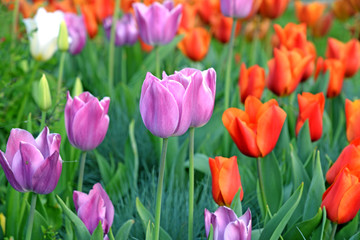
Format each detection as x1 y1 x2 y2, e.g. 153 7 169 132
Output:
0 213 5 234
37 74 52 112
72 77 83 97
58 21 69 51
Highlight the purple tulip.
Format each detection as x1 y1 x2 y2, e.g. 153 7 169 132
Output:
205 207 252 240
103 13 139 46
133 1 182 45
220 0 254 18
64 13 87 55
65 91 110 151
0 127 62 194
165 68 216 128
73 183 114 236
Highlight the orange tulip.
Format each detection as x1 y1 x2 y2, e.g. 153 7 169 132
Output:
332 0 356 21
209 156 243 206
311 12 334 38
295 92 325 142
210 15 241 44
121 0 139 13
139 37 154 52
179 3 198 31
178 27 211 61
295 1 327 28
222 96 287 158
81 4 98 38
266 47 313 96
347 0 360 10
244 18 270 42
326 38 360 78
238 63 265 103
259 0 289 19
346 99 360 143
197 0 221 24
326 139 360 184
321 168 360 224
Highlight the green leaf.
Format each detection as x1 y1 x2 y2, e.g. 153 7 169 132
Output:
251 229 262 240
312 207 328 240
259 183 304 240
230 187 242 217
349 231 360 240
310 71 330 96
115 219 135 240
56 195 91 240
297 120 313 163
90 222 104 240
284 207 323 240
184 153 210 175
94 150 113 184
135 198 172 240
336 214 358 240
106 162 130 203
107 228 115 240
145 221 154 240
207 224 214 240
5 186 20 238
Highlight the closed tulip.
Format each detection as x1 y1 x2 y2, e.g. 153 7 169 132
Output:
259 0 289 19
23 7 64 61
179 3 197 31
133 2 182 45
296 92 325 142
209 156 243 206
346 99 360 142
65 92 110 151
64 13 87 55
332 0 355 21
295 1 327 28
73 183 114 236
0 127 62 194
238 63 265 103
311 12 334 38
222 96 287 158
103 13 139 46
326 139 360 184
210 14 241 44
220 0 262 19
326 38 360 78
321 168 360 224
267 47 313 96
205 207 252 240
178 27 211 61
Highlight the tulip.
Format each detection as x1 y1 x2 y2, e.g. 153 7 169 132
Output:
0 127 62 194
178 3 197 31
205 207 252 240
64 13 87 55
326 139 360 184
325 38 360 78
321 168 360 224
81 4 98 38
23 7 64 61
220 0 262 19
210 15 241 44
346 99 360 143
133 2 182 45
243 18 271 42
139 37 154 52
266 47 313 96
73 183 114 235
103 13 138 47
209 156 243 206
332 0 355 21
222 96 287 158
295 1 327 28
259 0 289 19
238 63 265 103
65 91 110 151
58 21 69 52
295 92 325 142
311 12 334 38
34 74 52 112
121 0 139 13
178 27 211 62
197 0 220 23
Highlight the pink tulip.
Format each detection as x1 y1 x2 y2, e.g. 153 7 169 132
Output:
65 91 110 151
64 13 87 55
103 13 139 46
73 183 114 236
0 127 62 194
220 0 260 18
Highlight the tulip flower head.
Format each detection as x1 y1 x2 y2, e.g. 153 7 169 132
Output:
133 1 182 45
205 207 252 240
65 92 110 151
295 1 327 28
220 0 261 19
23 7 64 61
73 183 114 236
64 13 87 55
238 63 265 103
222 96 287 158
259 0 289 19
345 99 360 143
178 27 211 62
209 156 243 206
103 13 139 46
0 127 62 194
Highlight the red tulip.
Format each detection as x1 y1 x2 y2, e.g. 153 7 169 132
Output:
238 63 265 103
259 0 289 19
346 99 360 143
295 1 327 28
178 27 211 61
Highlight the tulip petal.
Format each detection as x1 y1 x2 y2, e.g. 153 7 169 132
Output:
209 157 225 206
65 91 86 144
163 4 182 44
73 191 90 211
77 193 105 234
204 208 212 237
93 183 114 234
100 97 110 114
0 151 24 192
234 118 261 157
213 206 238 239
133 3 152 44
244 96 262 123
35 126 51 158
5 128 36 165
223 220 248 240
337 181 360 224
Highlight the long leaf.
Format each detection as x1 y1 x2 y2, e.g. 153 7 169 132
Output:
115 219 135 240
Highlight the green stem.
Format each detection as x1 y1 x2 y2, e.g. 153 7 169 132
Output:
154 138 169 240
121 47 127 84
108 0 121 97
10 0 20 68
39 111 46 131
56 51 66 103
77 151 87 192
25 193 37 240
257 157 267 217
188 128 195 240
330 222 337 240
155 46 160 78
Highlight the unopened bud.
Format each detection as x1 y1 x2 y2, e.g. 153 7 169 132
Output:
58 21 69 51
37 74 52 111
72 77 83 96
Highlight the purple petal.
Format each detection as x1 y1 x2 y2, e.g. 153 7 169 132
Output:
133 3 152 44
77 192 105 234
148 3 169 44
35 126 52 158
163 0 174 10
0 150 24 192
204 208 212 237
162 4 182 44
65 91 86 146
93 183 114 234
73 190 91 211
100 97 110 114
5 128 36 165
220 0 253 18
212 206 238 240
223 220 249 240
65 13 87 55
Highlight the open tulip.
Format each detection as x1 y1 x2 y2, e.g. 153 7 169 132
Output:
346 99 360 142
178 27 211 61
266 47 313 96
205 207 252 240
295 1 327 28
133 1 182 45
259 0 289 19
321 168 360 224
222 96 287 158
220 0 262 19
64 13 87 55
209 156 243 206
238 63 265 103
23 7 64 61
296 92 325 142
73 183 114 235
0 127 62 194
65 91 110 151
103 13 139 46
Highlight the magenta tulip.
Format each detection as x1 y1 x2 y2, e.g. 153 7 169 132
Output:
0 127 62 194
103 13 138 46
133 1 182 45
65 91 110 151
64 13 87 55
73 183 114 236
204 207 252 240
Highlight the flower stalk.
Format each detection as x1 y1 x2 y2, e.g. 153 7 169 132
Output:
77 151 87 192
188 127 195 240
25 193 37 240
